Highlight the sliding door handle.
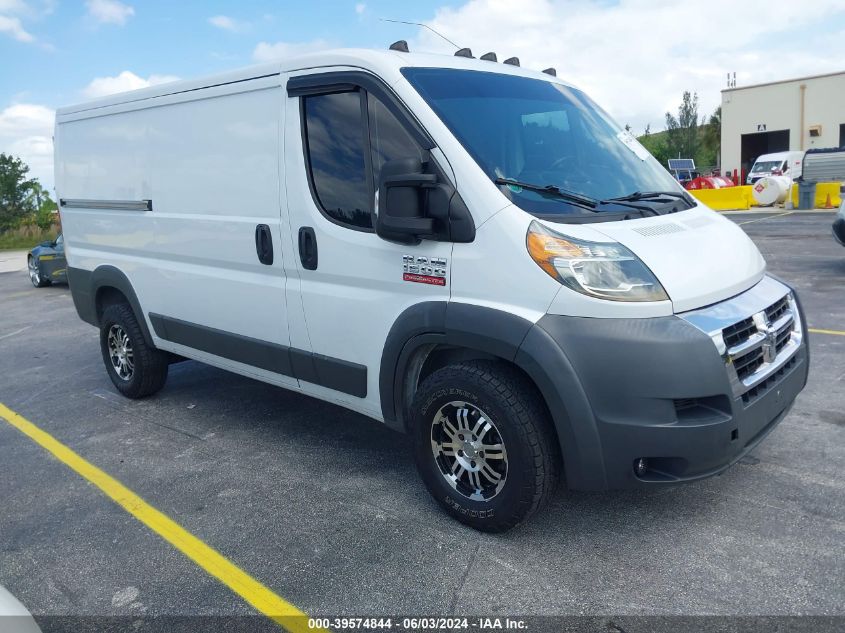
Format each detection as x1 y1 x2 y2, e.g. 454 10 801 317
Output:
255 224 274 265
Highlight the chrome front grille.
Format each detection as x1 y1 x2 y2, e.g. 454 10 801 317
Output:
766 296 790 322
723 300 796 384
681 276 804 399
722 317 756 349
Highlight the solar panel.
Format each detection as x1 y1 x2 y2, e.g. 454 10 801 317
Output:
668 158 696 170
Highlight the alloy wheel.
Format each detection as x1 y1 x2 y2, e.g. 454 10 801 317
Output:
107 324 135 381
430 401 508 501
28 258 40 286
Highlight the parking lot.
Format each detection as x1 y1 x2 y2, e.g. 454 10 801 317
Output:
1 211 843 631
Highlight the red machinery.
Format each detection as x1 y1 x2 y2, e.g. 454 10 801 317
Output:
685 175 735 190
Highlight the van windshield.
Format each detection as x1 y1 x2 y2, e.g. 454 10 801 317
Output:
401 67 684 217
750 160 784 174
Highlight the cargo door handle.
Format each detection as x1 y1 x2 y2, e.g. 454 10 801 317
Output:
255 224 274 265
298 226 318 270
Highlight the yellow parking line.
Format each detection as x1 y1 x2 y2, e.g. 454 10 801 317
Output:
809 328 845 337
0 402 325 633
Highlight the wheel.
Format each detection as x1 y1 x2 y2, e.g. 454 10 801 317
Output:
99 303 169 398
28 257 50 287
411 360 560 532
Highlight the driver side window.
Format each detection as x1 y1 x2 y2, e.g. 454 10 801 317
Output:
302 90 424 231
368 96 424 192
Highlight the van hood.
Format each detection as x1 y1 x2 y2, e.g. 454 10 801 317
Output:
586 206 766 313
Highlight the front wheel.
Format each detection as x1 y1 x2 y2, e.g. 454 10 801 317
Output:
99 303 169 398
411 360 560 532
28 257 50 287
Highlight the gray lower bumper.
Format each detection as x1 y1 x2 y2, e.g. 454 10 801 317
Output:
833 213 845 246
527 277 809 490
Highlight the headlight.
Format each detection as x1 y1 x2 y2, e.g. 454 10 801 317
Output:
526 221 668 302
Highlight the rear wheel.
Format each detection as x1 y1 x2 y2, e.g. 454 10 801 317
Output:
411 360 560 532
99 303 169 398
28 257 50 287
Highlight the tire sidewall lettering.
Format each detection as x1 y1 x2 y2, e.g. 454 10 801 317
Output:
420 387 479 418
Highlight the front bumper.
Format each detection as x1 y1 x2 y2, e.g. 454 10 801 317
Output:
530 275 809 490
833 206 845 246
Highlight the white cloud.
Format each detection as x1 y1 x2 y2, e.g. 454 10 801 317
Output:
0 0 41 42
0 1 27 13
0 103 55 189
0 102 53 136
252 39 332 62
0 14 32 41
413 0 845 134
208 14 247 32
85 0 134 26
82 71 179 99
355 3 366 15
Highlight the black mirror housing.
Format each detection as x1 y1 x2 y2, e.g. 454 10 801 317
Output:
374 157 476 244
375 158 435 243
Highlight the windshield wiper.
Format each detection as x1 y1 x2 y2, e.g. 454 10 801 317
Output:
604 190 693 207
495 177 599 211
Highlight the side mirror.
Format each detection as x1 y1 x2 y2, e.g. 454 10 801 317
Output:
374 157 476 244
375 158 437 243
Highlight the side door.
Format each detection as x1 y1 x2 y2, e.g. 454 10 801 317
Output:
142 82 297 389
283 70 453 417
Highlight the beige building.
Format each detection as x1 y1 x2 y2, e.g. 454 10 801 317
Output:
721 70 845 180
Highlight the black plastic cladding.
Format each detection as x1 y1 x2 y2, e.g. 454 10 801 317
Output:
67 266 154 346
67 266 368 398
378 301 605 489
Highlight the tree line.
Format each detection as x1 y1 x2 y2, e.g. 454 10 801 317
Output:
635 92 721 172
0 153 58 233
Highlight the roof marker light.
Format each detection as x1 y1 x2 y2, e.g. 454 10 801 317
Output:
454 47 474 58
389 40 409 52
480 52 497 62
542 67 557 76
503 57 520 66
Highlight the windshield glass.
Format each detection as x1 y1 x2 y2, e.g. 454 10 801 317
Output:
402 68 683 216
750 160 784 174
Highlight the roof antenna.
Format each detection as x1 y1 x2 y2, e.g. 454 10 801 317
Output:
380 18 460 50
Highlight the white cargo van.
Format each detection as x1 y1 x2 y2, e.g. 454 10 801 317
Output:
55 47 809 531
747 150 804 184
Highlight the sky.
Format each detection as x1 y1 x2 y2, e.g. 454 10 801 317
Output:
2 0 845 191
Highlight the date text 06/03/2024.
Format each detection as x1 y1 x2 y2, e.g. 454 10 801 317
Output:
307 617 528 630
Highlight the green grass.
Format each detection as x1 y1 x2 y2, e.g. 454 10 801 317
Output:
0 225 59 251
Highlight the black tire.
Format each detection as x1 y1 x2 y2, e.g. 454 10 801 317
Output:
28 257 50 287
99 303 169 398
411 360 560 532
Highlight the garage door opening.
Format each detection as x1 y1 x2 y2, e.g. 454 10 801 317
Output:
741 129 790 174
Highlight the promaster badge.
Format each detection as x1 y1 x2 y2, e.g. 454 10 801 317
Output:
402 254 447 286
